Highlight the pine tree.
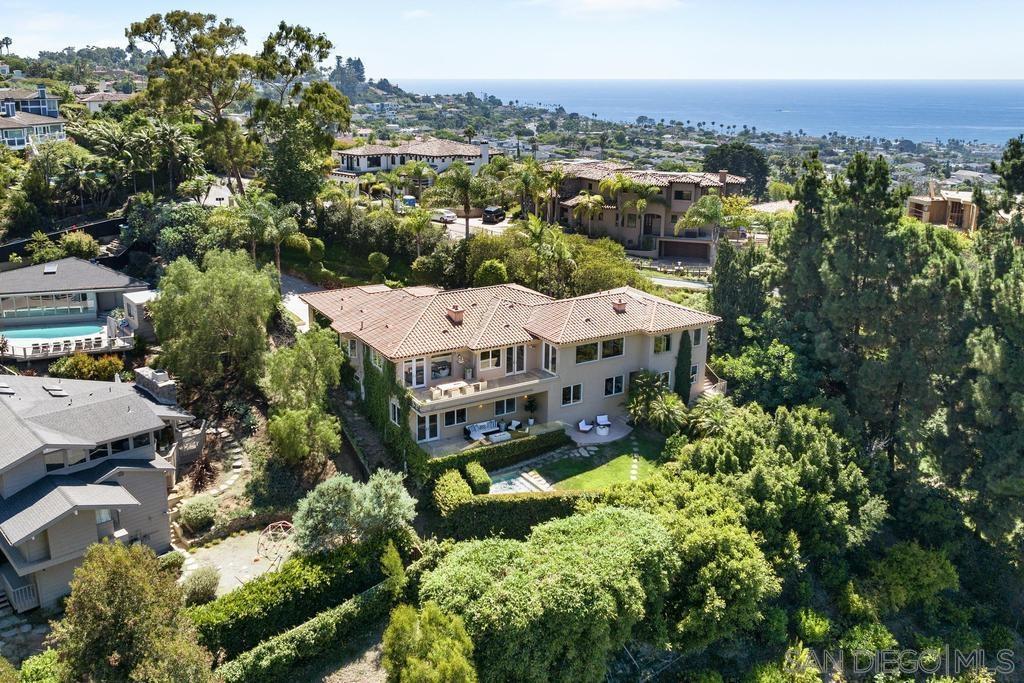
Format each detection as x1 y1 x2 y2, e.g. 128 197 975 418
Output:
709 239 769 354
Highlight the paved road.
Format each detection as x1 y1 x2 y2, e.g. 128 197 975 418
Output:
280 273 324 333
649 277 711 291
435 216 513 240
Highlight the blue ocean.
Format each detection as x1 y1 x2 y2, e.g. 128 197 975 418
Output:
395 79 1024 145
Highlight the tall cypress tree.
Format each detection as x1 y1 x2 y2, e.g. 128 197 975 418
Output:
709 239 769 355
674 328 693 398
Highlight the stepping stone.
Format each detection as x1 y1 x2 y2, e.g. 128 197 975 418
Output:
231 461 243 470
19 625 30 634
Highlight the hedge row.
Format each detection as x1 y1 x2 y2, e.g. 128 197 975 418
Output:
445 490 599 540
188 540 385 659
463 461 491 495
433 470 473 517
215 584 392 683
422 428 572 481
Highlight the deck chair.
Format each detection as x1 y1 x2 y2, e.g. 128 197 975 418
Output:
578 419 594 433
596 415 612 427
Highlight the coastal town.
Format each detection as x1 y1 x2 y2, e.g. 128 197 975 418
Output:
0 6 1021 682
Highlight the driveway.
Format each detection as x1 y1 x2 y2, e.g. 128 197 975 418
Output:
281 273 323 333
434 216 513 241
649 277 711 291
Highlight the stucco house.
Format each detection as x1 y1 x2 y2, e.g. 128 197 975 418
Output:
0 257 155 361
333 138 495 178
0 374 190 612
302 283 722 453
548 159 746 265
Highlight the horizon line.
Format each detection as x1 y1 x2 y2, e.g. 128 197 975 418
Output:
390 76 1024 82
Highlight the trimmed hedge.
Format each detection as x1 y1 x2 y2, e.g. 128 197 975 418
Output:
422 428 572 481
433 470 473 517
445 490 599 540
463 461 491 495
187 540 385 659
215 584 391 683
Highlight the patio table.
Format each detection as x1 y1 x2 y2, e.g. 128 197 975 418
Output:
436 380 468 394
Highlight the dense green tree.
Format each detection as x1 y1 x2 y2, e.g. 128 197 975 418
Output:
262 326 344 410
48 543 211 682
709 240 770 353
473 258 508 286
702 141 770 199
151 250 278 388
382 602 478 683
267 406 340 467
261 110 328 208
426 161 485 240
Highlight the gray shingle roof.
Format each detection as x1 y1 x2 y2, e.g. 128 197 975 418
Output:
0 258 149 296
0 376 170 472
0 476 139 545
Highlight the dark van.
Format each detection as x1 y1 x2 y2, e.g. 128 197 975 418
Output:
482 206 506 224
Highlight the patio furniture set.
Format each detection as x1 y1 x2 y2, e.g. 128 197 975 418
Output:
26 336 107 357
464 418 525 444
578 414 613 437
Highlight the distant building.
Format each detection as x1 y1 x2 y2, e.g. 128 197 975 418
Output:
0 84 66 151
907 184 980 232
548 159 746 265
0 64 8 77
333 138 497 176
76 91 134 113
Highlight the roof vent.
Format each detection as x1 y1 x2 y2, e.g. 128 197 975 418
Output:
43 263 57 275
612 298 627 314
447 305 464 325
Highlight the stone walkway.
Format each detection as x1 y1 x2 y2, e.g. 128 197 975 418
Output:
181 530 291 596
489 444 600 494
0 612 49 665
210 428 245 499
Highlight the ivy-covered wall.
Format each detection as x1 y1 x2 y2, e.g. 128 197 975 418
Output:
360 347 428 479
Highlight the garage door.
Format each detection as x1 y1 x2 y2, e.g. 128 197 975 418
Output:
659 240 709 259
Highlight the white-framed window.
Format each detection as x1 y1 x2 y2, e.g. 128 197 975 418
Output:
95 509 113 525
417 414 439 442
690 364 698 385
561 383 583 406
601 337 624 359
657 371 671 386
348 338 357 356
389 399 401 425
403 357 426 387
505 345 526 375
604 375 624 397
430 354 452 380
370 348 384 370
495 397 516 416
542 342 558 373
692 328 703 346
575 342 598 364
444 408 467 427
480 348 502 370
654 334 672 353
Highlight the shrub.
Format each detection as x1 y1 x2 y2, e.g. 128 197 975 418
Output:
59 230 101 259
18 649 63 683
445 490 598 541
839 622 898 668
215 584 391 682
48 353 124 381
183 566 221 607
869 541 959 614
463 461 491 495
433 470 473 518
307 236 325 262
473 258 508 286
179 495 217 534
158 551 186 577
382 602 477 682
423 428 571 481
188 540 387 658
795 607 831 645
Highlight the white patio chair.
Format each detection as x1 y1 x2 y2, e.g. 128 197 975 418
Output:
596 415 612 427
578 419 594 433
508 420 522 431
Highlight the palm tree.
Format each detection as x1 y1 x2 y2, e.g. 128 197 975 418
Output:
377 170 402 203
235 189 277 261
129 125 159 194
400 208 433 258
647 392 688 435
263 202 302 280
544 166 566 222
430 161 476 239
357 172 378 201
598 172 632 228
519 214 553 289
58 154 100 214
0 38 11 56
153 121 201 195
626 184 664 237
464 125 476 143
675 193 725 241
571 191 605 238
398 160 435 199
688 393 734 438
512 158 542 217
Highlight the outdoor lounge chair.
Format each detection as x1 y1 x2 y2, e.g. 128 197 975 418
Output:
578 419 594 433
596 415 612 427
508 419 522 431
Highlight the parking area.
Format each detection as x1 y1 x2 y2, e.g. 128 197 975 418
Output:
433 215 514 240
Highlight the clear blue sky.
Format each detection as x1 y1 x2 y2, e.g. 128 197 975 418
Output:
4 0 1021 80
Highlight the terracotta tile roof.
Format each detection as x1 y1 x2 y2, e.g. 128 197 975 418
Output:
523 286 720 344
559 194 615 209
335 137 485 159
303 284 718 358
546 159 746 189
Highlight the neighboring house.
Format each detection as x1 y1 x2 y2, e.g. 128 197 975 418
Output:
0 374 190 612
302 283 721 453
547 159 746 264
0 64 9 77
907 185 981 232
76 91 134 113
0 258 155 361
0 84 66 151
333 137 496 177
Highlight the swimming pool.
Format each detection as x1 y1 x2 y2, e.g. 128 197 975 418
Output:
0 323 105 340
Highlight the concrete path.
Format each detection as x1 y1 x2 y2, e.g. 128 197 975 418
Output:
649 276 711 291
181 530 292 596
280 273 323 333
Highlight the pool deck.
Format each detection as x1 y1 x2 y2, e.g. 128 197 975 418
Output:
0 324 131 361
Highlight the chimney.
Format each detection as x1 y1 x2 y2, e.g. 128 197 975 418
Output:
479 140 490 165
719 169 729 186
612 298 627 314
36 83 46 99
928 179 937 199
446 304 465 325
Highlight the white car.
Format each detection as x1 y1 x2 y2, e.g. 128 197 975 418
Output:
432 209 457 224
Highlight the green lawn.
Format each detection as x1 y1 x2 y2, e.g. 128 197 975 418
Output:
535 430 665 491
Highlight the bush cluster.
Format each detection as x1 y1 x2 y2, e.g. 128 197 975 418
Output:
179 495 217 534
462 461 491 495
215 585 391 682
445 490 598 541
182 566 221 607
158 551 186 577
423 428 571 481
48 353 125 382
432 470 473 518
187 541 384 658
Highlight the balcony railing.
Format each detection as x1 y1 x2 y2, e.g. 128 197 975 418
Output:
703 365 727 396
1 334 132 360
408 369 556 408
0 564 39 613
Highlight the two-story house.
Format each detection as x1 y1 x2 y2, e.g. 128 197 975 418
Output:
333 138 495 177
302 283 720 453
0 374 190 612
0 84 66 151
549 159 746 265
0 257 155 361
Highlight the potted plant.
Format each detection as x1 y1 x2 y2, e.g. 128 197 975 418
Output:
525 395 538 426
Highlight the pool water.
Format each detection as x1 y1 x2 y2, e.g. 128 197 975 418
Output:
0 323 105 340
